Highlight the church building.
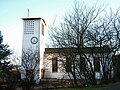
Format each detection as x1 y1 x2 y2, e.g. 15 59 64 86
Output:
21 17 72 82
21 17 113 83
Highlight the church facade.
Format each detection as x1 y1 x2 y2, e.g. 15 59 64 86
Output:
22 17 114 83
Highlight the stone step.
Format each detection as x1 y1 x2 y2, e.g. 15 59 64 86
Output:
41 78 58 82
41 78 64 89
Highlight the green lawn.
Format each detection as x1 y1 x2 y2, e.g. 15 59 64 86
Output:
51 84 106 90
51 82 120 90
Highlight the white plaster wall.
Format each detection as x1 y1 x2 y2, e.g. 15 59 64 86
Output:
43 54 67 79
22 18 46 83
38 19 46 79
43 53 108 79
22 20 40 51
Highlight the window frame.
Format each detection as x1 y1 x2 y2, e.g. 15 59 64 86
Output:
52 57 58 72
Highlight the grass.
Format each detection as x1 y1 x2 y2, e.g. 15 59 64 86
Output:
16 82 120 90
51 82 120 90
51 84 107 90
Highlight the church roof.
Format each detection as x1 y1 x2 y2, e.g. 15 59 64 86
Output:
44 46 111 54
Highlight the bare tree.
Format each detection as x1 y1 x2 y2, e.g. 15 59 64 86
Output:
49 1 120 86
12 49 40 90
87 8 120 83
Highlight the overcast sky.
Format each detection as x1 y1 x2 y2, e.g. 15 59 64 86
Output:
0 0 120 55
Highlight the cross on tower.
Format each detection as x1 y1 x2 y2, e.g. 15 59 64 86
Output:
27 9 30 17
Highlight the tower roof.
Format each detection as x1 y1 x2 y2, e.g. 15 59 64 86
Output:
22 17 46 25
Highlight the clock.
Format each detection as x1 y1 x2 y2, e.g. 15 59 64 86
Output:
31 37 38 44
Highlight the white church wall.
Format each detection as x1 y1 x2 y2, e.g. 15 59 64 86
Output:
22 19 40 51
38 19 46 79
22 17 46 83
43 52 111 80
43 53 66 79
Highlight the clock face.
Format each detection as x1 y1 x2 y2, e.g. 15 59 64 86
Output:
31 37 38 44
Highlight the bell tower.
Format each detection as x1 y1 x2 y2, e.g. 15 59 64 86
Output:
22 17 46 82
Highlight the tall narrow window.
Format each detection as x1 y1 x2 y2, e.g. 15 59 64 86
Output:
66 57 71 72
52 57 58 72
41 24 44 36
80 57 85 72
94 57 100 72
